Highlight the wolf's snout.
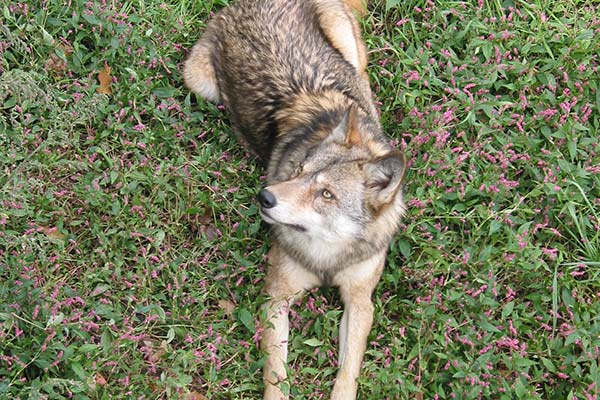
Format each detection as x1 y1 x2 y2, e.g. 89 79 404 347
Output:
258 189 277 209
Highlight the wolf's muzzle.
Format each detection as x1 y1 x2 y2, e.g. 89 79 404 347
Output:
258 189 277 209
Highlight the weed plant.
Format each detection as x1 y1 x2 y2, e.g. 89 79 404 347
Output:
1 0 598 398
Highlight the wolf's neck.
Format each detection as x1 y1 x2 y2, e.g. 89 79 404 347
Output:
266 91 349 183
275 90 352 134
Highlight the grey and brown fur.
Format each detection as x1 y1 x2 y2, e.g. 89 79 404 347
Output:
183 1 406 399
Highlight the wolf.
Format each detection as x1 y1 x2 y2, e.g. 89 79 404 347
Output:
183 0 406 398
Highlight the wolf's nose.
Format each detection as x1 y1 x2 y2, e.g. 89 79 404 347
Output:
258 189 277 209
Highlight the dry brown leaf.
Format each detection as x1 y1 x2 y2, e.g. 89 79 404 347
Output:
40 226 66 240
59 42 74 57
97 63 112 94
95 373 107 386
200 211 219 240
45 54 67 74
44 43 73 76
185 392 207 400
218 299 236 316
188 209 220 240
148 382 159 392
142 339 168 363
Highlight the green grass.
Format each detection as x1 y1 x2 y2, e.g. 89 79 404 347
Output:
1 0 599 399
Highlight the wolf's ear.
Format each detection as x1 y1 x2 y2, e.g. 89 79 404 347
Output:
328 107 362 146
364 152 405 207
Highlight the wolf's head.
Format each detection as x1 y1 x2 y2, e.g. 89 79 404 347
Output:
258 107 406 266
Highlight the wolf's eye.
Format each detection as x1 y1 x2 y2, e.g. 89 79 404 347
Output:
321 189 335 200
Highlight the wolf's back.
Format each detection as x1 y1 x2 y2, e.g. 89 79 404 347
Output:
210 0 364 158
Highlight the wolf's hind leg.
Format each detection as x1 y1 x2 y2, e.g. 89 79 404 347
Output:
313 0 369 81
183 24 220 103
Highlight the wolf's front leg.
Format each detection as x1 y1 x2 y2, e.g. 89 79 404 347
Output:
261 243 321 400
262 296 292 400
330 293 374 399
331 255 385 400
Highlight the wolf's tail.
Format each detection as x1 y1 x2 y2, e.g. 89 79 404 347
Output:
343 0 366 15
